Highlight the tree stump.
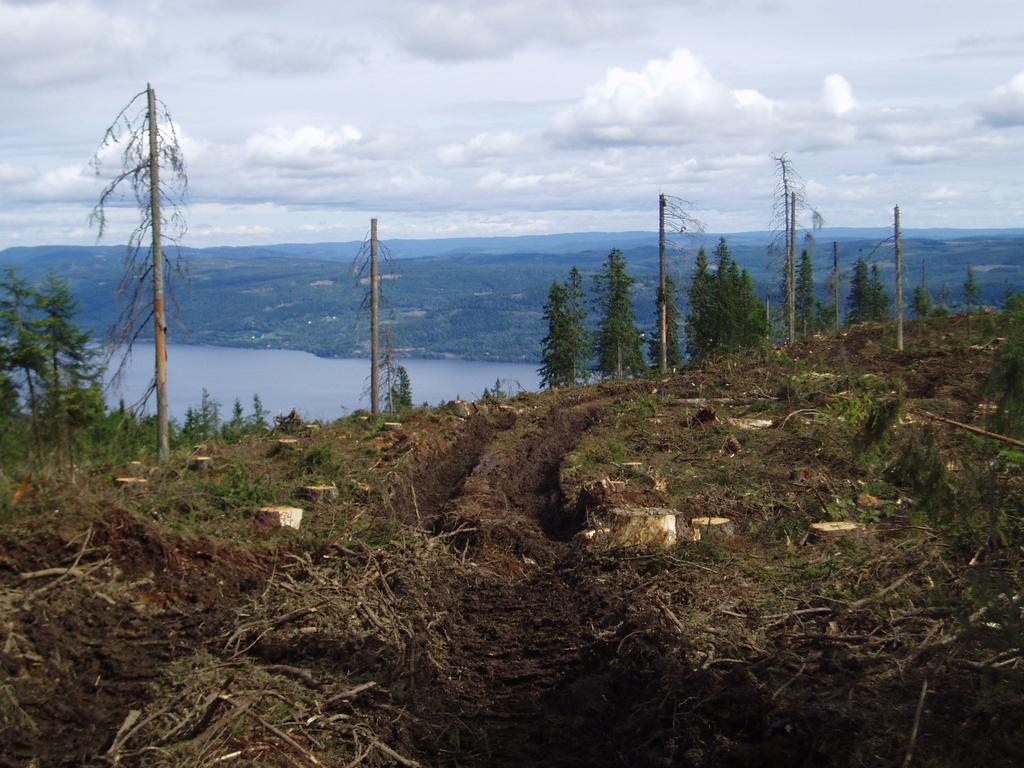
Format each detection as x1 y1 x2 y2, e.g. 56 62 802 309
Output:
448 399 472 418
114 477 148 491
691 516 735 538
270 436 299 454
190 456 213 471
300 484 339 502
257 506 304 530
382 422 404 432
809 521 868 540
608 506 678 548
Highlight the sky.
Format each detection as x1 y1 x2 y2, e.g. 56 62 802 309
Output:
1 0 1023 249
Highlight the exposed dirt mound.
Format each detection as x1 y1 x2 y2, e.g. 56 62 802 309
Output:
0 511 270 768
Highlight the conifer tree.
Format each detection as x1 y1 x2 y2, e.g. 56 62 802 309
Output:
565 266 590 383
649 273 682 368
540 281 572 388
685 247 715 361
795 249 817 335
911 285 934 319
685 239 766 361
963 267 980 314
386 365 413 412
37 275 103 465
846 257 870 325
593 249 644 378
869 264 890 321
0 268 47 458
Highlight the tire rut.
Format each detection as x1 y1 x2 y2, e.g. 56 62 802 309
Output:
420 399 673 767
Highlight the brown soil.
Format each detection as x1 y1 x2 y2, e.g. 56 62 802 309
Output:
1 318 1021 767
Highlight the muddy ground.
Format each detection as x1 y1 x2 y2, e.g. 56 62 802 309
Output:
1 317 1022 767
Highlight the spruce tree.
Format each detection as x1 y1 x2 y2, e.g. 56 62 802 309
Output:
539 281 572 388
869 264 890 321
685 239 766 361
795 249 816 335
565 266 590 384
387 365 413 411
593 249 644 378
0 268 47 459
846 257 870 325
685 247 715 361
963 267 980 314
540 268 591 388
649 273 681 368
37 274 103 465
911 285 934 318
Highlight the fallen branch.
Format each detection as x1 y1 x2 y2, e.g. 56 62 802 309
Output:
263 664 321 689
901 678 929 768
914 409 1024 449
323 681 378 707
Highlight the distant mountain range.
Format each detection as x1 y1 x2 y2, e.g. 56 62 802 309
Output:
3 228 1023 362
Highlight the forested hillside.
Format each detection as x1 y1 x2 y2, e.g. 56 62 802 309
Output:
2 230 1022 361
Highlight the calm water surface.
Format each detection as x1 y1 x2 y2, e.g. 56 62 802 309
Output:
107 344 540 421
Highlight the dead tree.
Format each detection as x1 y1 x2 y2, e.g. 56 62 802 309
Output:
352 220 395 415
658 194 704 371
833 241 841 333
370 218 380 415
90 84 188 463
894 205 904 351
771 154 822 344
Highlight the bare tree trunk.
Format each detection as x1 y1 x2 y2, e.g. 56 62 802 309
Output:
894 205 903 351
658 193 667 372
788 190 796 343
370 218 380 416
148 84 169 463
833 240 840 333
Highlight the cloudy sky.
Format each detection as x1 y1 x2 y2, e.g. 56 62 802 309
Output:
1 0 1023 248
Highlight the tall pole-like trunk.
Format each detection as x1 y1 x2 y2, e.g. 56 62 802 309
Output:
765 292 771 335
788 190 797 343
370 218 380 416
658 193 667 372
148 84 169 463
833 241 840 333
894 205 903 351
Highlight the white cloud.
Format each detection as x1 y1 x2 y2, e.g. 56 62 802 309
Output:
244 125 365 171
218 32 353 75
982 71 1024 127
923 185 961 202
0 0 149 85
474 169 577 192
396 0 651 61
437 132 528 165
551 49 775 146
822 74 855 116
889 145 958 164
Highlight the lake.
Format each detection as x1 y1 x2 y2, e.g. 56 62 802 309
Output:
106 344 541 421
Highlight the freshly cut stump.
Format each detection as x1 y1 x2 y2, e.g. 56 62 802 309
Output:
190 456 213 471
608 506 677 548
257 506 304 530
382 422 404 432
300 484 339 502
691 516 735 538
448 399 472 418
274 438 299 451
809 521 868 539
114 477 148 491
